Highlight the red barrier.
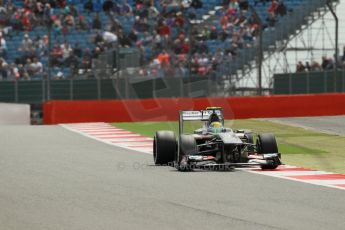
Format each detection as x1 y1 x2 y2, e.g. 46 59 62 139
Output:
43 94 345 124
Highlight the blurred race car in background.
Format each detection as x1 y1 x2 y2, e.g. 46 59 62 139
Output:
153 107 282 171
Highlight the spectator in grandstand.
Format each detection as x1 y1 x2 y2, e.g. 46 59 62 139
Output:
181 0 192 9
158 20 171 41
92 13 102 30
333 53 344 69
25 58 34 76
321 56 334 70
75 15 89 31
34 1 45 21
22 10 32 31
267 0 278 26
11 9 23 30
209 26 218 40
93 32 103 48
102 30 118 47
92 46 102 59
268 0 279 15
296 61 305 72
228 0 240 14
63 12 75 28
197 52 210 76
239 0 249 10
51 15 63 34
72 42 83 58
276 0 287 17
310 61 322 71
18 33 33 57
0 32 7 58
157 49 170 66
18 63 30 80
0 0 5 12
61 41 73 63
148 4 159 18
127 28 138 43
305 61 311 72
174 62 188 78
42 3 53 23
133 15 149 33
29 58 43 78
174 11 185 28
0 57 8 79
52 67 65 80
7 62 20 80
191 0 203 9
51 43 64 66
120 0 133 16
84 0 94 12
35 35 49 59
81 48 92 70
102 0 114 12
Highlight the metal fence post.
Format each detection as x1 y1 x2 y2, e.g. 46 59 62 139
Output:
97 78 101 100
14 80 18 102
70 79 73 100
341 71 345 93
42 80 46 102
180 77 183 97
152 77 156 98
125 76 129 99
288 74 292 94
324 71 327 93
306 72 310 94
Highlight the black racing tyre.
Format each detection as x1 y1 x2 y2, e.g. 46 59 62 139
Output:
153 131 177 165
177 135 197 171
179 135 197 157
256 133 278 154
256 133 280 169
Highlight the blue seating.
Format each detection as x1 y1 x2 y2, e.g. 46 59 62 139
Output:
3 0 309 79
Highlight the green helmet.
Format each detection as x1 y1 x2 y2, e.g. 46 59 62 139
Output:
209 121 223 133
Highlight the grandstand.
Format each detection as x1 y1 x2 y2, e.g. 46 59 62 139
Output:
0 0 343 122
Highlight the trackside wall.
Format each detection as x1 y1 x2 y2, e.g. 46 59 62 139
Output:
0 103 31 125
43 94 345 124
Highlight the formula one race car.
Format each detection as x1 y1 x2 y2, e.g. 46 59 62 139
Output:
153 107 282 171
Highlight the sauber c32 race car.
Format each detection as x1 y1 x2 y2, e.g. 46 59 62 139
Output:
153 107 282 171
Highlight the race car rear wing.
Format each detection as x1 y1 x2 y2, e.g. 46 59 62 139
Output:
179 108 224 134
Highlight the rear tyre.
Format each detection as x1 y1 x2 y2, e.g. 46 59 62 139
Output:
153 131 176 165
257 133 280 169
177 135 197 171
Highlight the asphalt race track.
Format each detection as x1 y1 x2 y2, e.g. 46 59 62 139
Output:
265 115 345 136
1 125 345 230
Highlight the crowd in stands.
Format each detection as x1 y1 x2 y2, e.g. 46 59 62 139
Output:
136 0 260 78
0 0 291 81
296 46 345 73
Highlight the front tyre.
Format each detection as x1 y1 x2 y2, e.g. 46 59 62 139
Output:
153 131 176 165
257 133 280 169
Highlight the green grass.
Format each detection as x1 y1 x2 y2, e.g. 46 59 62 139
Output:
113 120 345 174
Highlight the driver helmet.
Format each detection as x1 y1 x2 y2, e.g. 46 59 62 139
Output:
209 121 223 133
